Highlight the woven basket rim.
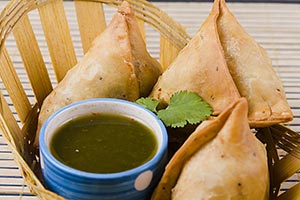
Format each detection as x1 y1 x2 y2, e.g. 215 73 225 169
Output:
0 0 191 53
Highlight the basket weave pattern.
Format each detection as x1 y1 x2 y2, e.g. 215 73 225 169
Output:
0 0 299 199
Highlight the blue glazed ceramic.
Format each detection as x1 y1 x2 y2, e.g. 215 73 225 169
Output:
39 98 168 200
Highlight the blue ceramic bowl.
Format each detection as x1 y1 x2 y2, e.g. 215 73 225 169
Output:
39 98 168 200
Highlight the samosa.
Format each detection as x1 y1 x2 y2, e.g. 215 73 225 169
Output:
217 0 292 126
151 98 269 200
150 0 240 115
151 0 292 126
35 1 162 145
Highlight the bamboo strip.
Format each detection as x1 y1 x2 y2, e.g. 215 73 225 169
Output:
20 104 39 167
38 0 77 82
0 0 34 51
0 168 22 176
0 91 23 154
137 19 146 41
160 35 180 71
262 127 280 197
13 15 52 108
278 183 300 200
0 186 31 194
74 0 106 54
0 46 31 123
264 128 280 163
273 154 300 186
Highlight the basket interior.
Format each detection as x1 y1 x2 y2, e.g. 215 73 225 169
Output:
0 0 299 199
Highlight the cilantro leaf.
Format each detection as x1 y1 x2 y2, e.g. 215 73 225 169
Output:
157 91 212 128
136 97 160 113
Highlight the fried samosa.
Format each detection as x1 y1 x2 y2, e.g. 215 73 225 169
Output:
217 0 293 126
34 1 162 145
150 0 240 115
151 98 269 200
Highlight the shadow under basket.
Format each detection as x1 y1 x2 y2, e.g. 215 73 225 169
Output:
0 0 299 199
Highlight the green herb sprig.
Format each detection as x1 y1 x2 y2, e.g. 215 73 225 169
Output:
136 91 212 128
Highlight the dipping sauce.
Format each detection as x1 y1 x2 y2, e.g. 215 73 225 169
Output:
50 113 157 173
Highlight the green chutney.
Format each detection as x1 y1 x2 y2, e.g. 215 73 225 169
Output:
50 113 157 173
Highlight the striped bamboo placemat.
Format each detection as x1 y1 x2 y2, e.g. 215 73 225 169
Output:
0 1 299 199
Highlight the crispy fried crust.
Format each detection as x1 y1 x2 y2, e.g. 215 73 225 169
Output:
35 2 162 146
150 0 240 116
152 98 269 200
217 0 293 127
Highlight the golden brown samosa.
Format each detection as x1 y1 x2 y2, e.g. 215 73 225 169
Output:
150 0 240 115
217 0 293 126
151 98 269 200
34 1 162 145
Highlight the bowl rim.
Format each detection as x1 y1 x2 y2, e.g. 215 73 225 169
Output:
39 98 168 180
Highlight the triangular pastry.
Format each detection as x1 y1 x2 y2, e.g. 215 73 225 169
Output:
150 0 240 115
151 98 269 200
35 2 162 145
217 0 293 126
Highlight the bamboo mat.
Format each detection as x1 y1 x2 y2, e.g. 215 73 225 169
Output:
0 0 299 199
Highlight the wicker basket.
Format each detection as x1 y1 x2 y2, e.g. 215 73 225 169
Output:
0 0 299 199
